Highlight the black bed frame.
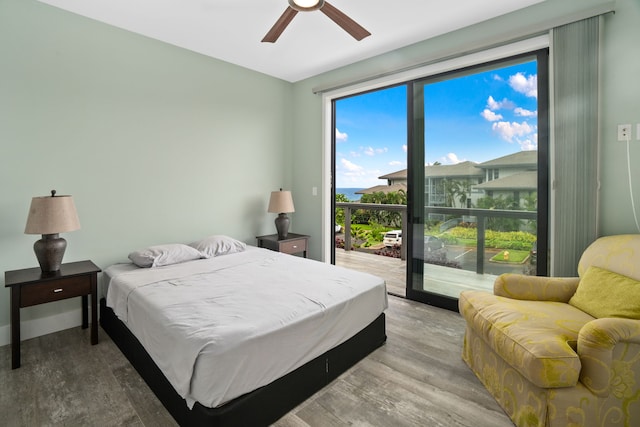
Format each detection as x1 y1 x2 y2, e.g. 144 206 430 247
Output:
99 298 386 426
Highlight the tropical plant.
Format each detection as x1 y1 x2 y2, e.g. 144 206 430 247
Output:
441 179 472 208
359 190 406 227
475 195 522 232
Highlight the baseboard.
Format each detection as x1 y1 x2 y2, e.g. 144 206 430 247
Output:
0 308 88 347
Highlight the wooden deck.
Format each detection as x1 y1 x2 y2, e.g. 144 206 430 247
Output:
335 249 407 296
335 249 496 298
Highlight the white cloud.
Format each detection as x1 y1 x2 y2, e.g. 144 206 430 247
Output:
349 150 360 157
514 107 537 117
481 109 503 122
402 144 407 153
341 158 363 172
439 153 465 164
337 161 384 187
486 96 514 111
363 146 388 156
492 121 535 143
509 73 537 98
336 128 348 142
389 160 403 166
487 96 500 110
519 133 538 151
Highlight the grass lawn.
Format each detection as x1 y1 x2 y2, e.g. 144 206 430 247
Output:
491 249 530 263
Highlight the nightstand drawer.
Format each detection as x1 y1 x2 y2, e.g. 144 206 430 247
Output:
256 233 309 258
279 238 307 255
20 276 91 307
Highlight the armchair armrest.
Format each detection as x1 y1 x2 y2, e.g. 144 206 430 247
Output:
578 318 640 397
494 273 580 302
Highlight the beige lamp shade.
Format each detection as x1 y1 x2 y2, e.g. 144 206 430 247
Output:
267 190 295 214
25 193 81 235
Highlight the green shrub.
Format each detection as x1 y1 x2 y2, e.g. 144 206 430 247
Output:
442 227 536 250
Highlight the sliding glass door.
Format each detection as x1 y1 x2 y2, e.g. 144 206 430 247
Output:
407 50 549 310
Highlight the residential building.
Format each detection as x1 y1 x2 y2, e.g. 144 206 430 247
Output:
358 151 537 210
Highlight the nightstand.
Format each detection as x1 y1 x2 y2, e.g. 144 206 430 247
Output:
256 233 310 258
4 260 101 369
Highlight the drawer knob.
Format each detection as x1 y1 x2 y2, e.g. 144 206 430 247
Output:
53 288 63 293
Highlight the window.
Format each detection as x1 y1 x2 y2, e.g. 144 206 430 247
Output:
328 43 549 311
409 49 548 310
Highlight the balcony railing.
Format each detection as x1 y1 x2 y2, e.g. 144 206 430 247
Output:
335 203 537 273
424 206 536 275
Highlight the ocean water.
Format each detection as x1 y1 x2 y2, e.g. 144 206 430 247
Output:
336 188 364 202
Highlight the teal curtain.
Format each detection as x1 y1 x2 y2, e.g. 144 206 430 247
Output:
552 16 600 276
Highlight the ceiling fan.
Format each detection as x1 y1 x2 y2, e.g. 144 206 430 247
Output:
262 0 371 43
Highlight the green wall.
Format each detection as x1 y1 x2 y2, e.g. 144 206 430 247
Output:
0 0 293 338
599 0 640 234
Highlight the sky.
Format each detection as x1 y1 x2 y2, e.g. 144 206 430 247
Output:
335 60 538 189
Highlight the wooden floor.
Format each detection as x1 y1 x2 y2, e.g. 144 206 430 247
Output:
0 296 513 426
335 249 407 297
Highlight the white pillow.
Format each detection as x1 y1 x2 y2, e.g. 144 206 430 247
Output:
188 235 246 258
128 243 204 268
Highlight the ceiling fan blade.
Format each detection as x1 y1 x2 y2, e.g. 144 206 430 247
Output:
320 1 370 41
262 7 298 43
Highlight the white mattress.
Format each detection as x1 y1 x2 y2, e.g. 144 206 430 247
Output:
104 246 387 409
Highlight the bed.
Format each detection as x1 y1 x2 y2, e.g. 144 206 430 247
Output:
99 236 388 426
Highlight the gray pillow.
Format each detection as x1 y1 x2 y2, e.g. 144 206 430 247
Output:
188 235 246 258
128 243 204 268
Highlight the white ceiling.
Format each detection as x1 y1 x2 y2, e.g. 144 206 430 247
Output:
39 0 544 82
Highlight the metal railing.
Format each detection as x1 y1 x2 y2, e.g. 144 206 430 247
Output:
335 203 537 272
424 206 536 274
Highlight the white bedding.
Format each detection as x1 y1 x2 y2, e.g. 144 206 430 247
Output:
104 246 387 409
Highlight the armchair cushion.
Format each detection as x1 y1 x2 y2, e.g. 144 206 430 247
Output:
459 290 594 388
569 266 640 319
494 274 580 302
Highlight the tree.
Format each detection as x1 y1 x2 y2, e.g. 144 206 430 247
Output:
442 179 471 208
476 195 522 232
359 190 406 227
457 180 471 208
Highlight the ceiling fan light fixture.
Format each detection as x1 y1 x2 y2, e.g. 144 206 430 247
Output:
289 0 324 12
263 0 369 43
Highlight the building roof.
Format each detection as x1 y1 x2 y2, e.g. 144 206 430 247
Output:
372 151 537 191
378 161 485 181
478 150 537 169
356 183 407 195
425 161 484 178
473 171 537 190
379 169 408 180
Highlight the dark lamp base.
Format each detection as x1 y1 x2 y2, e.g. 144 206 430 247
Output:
33 234 67 272
274 213 290 240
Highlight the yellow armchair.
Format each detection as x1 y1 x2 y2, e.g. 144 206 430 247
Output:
459 234 640 427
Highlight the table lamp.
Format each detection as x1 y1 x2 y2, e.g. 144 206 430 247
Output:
268 189 295 240
24 190 81 272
